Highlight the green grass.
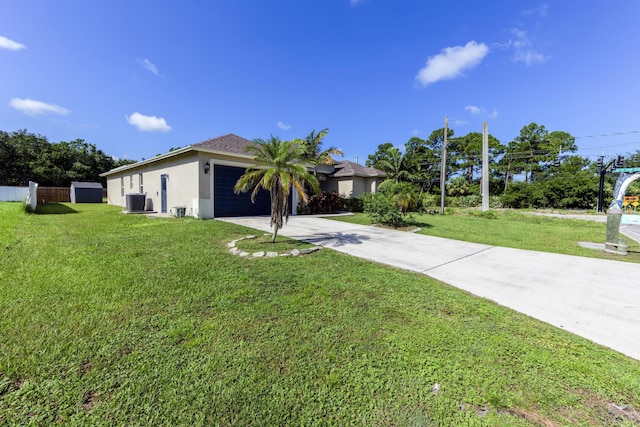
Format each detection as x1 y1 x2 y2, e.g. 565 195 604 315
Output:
2 203 640 426
329 210 640 263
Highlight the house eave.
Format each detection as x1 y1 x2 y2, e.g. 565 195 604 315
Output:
100 146 196 177
99 145 259 177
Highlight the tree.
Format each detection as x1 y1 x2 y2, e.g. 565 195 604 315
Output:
234 136 320 242
375 147 407 183
301 128 343 165
504 123 548 184
0 129 130 186
365 142 395 169
402 137 441 194
499 123 577 192
453 132 504 184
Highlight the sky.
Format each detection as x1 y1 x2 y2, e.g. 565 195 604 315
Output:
2 1 640 165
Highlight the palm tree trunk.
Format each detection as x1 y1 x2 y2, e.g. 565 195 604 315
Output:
270 180 284 243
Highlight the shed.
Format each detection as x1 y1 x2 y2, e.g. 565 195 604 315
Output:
70 182 104 203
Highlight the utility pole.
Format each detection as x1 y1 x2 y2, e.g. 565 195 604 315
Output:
481 122 489 211
440 117 448 215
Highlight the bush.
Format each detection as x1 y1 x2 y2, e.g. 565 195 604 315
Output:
419 193 440 211
340 195 365 212
363 193 408 228
298 191 342 214
448 195 481 208
489 196 503 209
379 181 420 213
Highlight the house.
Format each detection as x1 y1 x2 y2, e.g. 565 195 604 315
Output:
320 161 385 197
100 134 385 218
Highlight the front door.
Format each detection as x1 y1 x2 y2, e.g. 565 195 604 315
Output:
161 174 167 213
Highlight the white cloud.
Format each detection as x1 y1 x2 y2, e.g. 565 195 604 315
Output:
10 98 69 115
415 41 489 87
510 28 548 65
126 112 172 132
277 121 291 130
465 105 482 115
138 58 162 76
350 0 365 6
463 105 498 119
452 119 468 126
522 4 549 16
0 35 26 50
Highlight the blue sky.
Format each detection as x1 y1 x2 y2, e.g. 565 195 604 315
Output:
2 1 640 164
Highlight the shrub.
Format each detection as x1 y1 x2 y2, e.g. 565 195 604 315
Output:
379 181 420 213
489 196 503 209
340 195 365 212
298 191 342 214
419 193 440 212
363 193 408 228
448 195 481 208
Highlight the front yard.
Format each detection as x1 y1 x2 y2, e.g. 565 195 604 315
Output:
1 203 639 426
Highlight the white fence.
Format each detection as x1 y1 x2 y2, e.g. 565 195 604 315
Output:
0 186 29 202
0 183 38 211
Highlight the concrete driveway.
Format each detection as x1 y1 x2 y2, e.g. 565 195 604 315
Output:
219 215 640 361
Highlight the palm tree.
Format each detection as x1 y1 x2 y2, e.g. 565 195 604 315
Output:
302 128 344 165
377 147 408 183
234 136 320 242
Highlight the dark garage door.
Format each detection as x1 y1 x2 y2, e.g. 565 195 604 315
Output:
214 164 271 217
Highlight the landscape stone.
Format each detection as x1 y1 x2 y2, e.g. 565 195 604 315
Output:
291 249 300 256
266 252 278 258
253 251 265 258
246 235 256 239
239 252 249 257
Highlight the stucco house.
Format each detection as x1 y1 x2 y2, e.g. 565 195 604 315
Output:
100 134 385 218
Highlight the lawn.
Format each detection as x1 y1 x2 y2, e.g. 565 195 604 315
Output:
1 202 640 426
329 210 640 263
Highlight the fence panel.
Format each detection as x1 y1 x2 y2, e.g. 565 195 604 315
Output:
0 186 29 202
37 187 71 203
35 187 108 203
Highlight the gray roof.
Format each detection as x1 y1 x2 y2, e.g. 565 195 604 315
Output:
192 134 256 155
100 133 256 176
329 161 386 178
70 181 103 189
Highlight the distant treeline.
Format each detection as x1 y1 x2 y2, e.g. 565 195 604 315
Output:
0 129 135 187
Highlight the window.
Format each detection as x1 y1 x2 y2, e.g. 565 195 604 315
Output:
129 175 133 189
139 173 144 193
120 177 124 197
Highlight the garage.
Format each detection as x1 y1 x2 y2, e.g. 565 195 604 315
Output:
214 164 271 217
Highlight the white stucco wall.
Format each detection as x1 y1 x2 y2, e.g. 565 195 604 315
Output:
105 152 200 215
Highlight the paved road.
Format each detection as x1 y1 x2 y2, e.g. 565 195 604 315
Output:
220 215 640 361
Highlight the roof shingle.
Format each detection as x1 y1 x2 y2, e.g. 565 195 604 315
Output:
329 161 386 178
192 133 256 155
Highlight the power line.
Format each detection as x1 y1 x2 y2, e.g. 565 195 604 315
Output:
574 130 640 139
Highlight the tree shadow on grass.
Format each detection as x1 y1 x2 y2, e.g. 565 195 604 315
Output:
35 203 78 215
